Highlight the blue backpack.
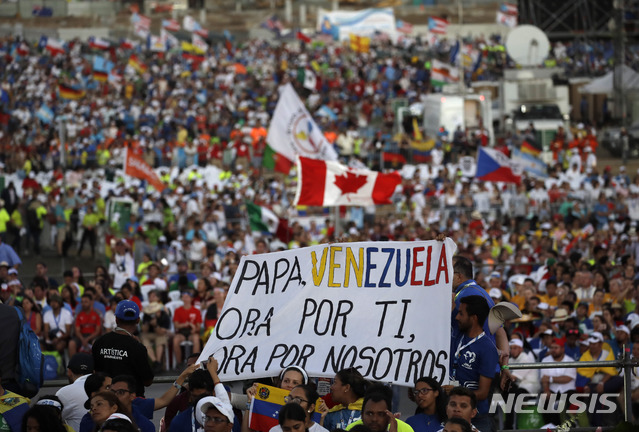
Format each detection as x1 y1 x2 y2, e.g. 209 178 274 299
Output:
14 307 43 397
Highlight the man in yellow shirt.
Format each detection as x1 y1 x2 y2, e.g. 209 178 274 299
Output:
577 331 623 424
0 200 9 242
77 204 100 258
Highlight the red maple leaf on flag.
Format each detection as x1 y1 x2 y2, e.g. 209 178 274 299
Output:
334 171 368 200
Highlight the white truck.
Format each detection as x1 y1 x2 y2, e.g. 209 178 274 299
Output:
422 91 495 146
501 69 570 151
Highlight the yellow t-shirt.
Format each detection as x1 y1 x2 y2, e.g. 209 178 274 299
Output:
82 213 100 229
578 348 617 378
0 209 10 233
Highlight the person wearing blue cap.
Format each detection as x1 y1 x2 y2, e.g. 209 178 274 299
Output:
91 300 154 397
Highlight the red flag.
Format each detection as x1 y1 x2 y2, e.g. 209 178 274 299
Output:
293 156 401 207
124 150 165 192
296 31 311 44
382 152 407 164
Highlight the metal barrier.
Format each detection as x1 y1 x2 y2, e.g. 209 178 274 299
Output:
504 348 639 426
42 354 639 422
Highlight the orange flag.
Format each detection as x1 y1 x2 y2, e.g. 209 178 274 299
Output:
124 150 165 192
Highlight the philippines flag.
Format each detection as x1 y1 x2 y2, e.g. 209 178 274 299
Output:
396 19 413 34
428 17 448 35
475 147 521 184
261 15 284 34
500 2 518 15
131 13 151 30
162 19 180 32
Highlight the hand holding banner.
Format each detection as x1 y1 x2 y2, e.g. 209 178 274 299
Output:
199 239 456 386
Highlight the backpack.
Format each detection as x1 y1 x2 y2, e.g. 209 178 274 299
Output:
14 307 43 397
41 351 63 381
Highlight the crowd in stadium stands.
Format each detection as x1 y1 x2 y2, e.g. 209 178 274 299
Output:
0 29 638 431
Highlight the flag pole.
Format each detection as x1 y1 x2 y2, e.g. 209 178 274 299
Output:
333 205 340 238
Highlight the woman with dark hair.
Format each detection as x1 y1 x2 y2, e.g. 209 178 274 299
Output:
86 391 134 432
99 417 138 432
21 404 67 432
72 266 87 291
120 283 142 311
270 384 328 432
21 295 43 337
278 403 309 432
278 366 308 391
442 418 472 432
33 395 74 432
321 367 367 430
243 367 312 432
60 285 78 311
406 377 447 432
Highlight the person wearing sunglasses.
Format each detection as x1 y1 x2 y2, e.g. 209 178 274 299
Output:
270 385 328 432
108 376 154 432
406 378 447 432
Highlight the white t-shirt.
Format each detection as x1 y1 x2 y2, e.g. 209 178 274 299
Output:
540 354 577 393
103 310 116 331
269 423 329 432
56 374 89 432
43 308 74 334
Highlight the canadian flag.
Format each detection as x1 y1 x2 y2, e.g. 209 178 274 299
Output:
293 156 401 207
124 149 165 192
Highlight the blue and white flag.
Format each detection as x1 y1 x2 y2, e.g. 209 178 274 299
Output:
36 104 54 124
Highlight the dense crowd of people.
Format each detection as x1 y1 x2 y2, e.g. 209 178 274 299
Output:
0 20 638 432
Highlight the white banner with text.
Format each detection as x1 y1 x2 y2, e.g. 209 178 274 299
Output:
199 239 456 386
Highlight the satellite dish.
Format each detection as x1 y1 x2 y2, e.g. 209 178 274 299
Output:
505 25 550 67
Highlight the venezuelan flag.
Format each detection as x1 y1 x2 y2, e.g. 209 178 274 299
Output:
412 150 432 163
59 84 85 100
520 140 541 157
249 384 321 432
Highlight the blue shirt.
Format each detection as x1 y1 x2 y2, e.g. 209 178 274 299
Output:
133 397 155 420
79 405 153 432
451 280 496 356
0 243 21 267
132 407 155 432
564 344 581 361
169 406 200 432
406 413 441 432
453 333 499 415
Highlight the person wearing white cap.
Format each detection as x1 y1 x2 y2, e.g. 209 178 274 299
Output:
501 337 538 428
611 325 631 357
488 288 502 302
507 338 540 394
197 395 234 432
487 272 510 301
539 337 577 424
576 331 623 397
